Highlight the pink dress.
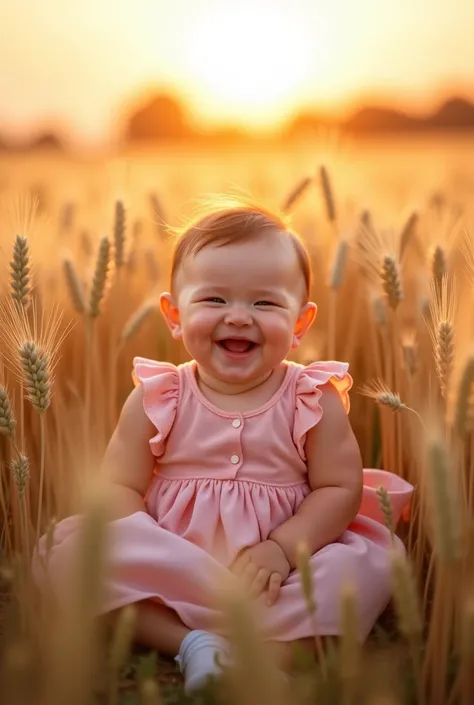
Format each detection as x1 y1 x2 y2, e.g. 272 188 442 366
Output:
33 358 413 642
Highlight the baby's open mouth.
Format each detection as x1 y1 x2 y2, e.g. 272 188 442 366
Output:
217 339 257 353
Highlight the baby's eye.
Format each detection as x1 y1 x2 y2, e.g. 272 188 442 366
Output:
203 297 226 304
255 301 278 307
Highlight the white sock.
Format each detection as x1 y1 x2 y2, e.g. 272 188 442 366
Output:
176 630 231 693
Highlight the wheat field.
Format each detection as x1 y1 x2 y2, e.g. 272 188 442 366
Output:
1 136 474 704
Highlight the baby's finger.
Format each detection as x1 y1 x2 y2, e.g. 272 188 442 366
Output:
250 568 270 598
231 553 250 576
266 573 282 606
242 560 259 587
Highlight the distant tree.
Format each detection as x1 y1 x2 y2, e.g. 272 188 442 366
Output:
428 97 474 130
345 106 420 133
283 112 335 139
125 93 190 142
28 132 64 151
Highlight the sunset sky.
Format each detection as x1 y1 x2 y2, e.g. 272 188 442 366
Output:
1 0 473 146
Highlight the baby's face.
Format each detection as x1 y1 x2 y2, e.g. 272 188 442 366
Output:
162 231 316 389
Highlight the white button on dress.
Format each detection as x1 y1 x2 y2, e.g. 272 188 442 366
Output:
231 455 240 464
232 418 241 428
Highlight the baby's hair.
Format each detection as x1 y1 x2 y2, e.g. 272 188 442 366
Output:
169 196 312 299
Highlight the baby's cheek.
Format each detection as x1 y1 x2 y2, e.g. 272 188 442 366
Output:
184 310 217 332
262 313 294 338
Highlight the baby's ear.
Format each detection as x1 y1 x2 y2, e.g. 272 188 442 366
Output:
159 293 182 339
292 302 317 348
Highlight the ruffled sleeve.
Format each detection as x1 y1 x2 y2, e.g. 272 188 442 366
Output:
132 357 179 457
293 361 353 461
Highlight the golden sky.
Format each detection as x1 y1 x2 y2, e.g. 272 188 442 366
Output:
1 0 473 146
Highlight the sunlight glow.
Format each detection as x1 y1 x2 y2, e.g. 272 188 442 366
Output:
1 0 474 146
182 5 318 127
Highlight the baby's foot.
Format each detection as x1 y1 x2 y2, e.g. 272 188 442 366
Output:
176 630 231 694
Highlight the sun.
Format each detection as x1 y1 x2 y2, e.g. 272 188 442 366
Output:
182 4 317 128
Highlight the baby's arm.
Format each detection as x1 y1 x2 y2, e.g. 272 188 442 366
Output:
269 383 363 569
101 384 157 520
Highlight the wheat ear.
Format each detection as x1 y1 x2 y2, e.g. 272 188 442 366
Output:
381 254 403 310
0 385 16 438
63 257 85 315
359 379 426 429
88 236 110 318
431 245 448 290
10 235 31 310
281 175 312 213
424 274 456 398
319 165 337 223
120 300 157 345
399 211 418 259
113 200 126 269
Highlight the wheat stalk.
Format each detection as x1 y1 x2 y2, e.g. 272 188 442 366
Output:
281 175 312 213
449 352 474 435
296 542 326 673
399 211 418 259
219 578 289 705
328 239 349 290
339 582 360 705
371 294 387 328
144 248 160 282
140 680 162 705
149 192 167 239
460 596 474 705
107 604 137 705
460 226 474 284
58 201 75 233
401 329 418 378
391 550 424 702
63 257 85 315
328 238 349 358
43 482 109 705
391 550 423 638
80 229 93 259
319 165 336 223
120 299 157 345
426 431 461 563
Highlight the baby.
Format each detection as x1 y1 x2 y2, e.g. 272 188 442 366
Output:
34 200 413 693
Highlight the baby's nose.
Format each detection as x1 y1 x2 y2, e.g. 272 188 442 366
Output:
224 304 252 326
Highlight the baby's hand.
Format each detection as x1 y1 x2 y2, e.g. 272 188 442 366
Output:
230 540 290 606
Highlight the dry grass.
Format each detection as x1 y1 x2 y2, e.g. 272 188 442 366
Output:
1 139 474 703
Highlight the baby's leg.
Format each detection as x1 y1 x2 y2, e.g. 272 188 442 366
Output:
125 599 189 655
107 600 232 693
